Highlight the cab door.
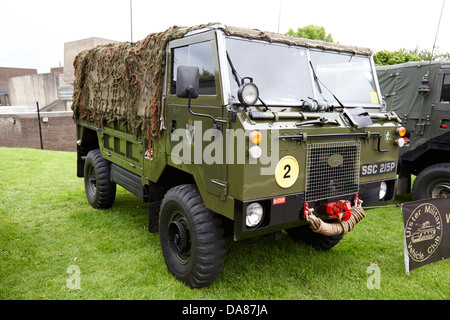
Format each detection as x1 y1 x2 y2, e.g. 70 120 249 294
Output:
430 67 450 137
165 31 228 200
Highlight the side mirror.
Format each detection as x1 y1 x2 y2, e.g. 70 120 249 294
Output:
176 66 199 99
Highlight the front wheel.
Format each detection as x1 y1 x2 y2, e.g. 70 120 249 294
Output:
159 184 225 288
412 163 450 200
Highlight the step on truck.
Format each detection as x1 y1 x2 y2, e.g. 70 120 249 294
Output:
377 61 450 200
73 23 405 288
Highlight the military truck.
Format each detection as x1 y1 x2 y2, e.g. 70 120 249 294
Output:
377 61 450 200
72 23 404 288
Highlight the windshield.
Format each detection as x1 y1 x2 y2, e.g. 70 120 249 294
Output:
225 36 380 108
225 37 313 106
309 50 379 107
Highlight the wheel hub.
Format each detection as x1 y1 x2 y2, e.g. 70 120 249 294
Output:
168 221 190 255
431 183 450 198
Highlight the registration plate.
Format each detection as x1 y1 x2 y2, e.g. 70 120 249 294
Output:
360 161 396 176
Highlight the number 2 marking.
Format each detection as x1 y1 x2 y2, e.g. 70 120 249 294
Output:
275 156 299 189
283 164 291 179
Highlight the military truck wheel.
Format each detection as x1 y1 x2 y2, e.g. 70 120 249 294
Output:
84 149 116 209
159 184 225 288
412 163 450 200
286 224 343 251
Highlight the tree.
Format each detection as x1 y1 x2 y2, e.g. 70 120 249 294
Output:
286 25 334 43
374 46 450 66
373 49 421 66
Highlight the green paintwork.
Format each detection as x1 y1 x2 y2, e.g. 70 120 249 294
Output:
76 26 403 224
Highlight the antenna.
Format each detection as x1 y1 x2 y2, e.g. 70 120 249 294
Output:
277 0 283 33
429 0 446 65
130 0 134 47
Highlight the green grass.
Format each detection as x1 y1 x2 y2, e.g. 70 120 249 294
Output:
0 147 448 300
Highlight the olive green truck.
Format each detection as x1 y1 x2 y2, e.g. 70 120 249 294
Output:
73 23 405 288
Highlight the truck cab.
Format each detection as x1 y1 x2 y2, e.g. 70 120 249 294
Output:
377 61 450 200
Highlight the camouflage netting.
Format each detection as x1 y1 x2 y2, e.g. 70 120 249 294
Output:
72 24 201 138
72 23 373 138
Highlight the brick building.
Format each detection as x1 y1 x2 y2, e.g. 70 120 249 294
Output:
0 108 76 152
0 37 117 152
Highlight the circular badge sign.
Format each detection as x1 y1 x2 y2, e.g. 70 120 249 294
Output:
275 156 299 188
404 203 443 262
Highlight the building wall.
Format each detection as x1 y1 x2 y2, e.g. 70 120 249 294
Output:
0 67 37 87
0 111 76 152
8 73 60 107
64 37 119 84
0 67 38 106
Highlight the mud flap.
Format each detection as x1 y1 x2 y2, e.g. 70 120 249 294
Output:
148 201 161 233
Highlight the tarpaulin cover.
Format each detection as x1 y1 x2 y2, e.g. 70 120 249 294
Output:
377 61 450 120
72 23 374 138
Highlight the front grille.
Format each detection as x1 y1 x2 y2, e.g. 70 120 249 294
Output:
305 141 361 202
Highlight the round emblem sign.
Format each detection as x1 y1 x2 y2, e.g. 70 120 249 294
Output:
404 203 443 262
275 156 299 188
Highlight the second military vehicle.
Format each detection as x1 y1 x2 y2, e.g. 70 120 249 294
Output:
377 60 450 200
73 23 404 288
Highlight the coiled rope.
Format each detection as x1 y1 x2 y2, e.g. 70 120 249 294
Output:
307 207 366 236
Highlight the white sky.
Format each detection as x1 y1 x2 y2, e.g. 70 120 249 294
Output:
1 0 449 74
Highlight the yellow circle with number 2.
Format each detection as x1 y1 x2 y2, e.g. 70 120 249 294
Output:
275 156 299 188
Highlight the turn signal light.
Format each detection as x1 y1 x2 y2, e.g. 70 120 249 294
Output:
397 127 406 137
250 131 263 145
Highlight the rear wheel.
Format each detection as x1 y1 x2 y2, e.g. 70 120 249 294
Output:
84 149 116 209
159 184 225 288
412 163 450 200
287 224 343 251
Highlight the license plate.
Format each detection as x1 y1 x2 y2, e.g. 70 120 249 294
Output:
360 161 396 176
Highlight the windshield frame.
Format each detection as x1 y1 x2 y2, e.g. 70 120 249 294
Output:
217 30 383 110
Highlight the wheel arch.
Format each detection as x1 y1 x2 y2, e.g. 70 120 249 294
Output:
77 126 100 178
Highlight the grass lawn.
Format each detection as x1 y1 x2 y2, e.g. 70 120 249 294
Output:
0 147 448 300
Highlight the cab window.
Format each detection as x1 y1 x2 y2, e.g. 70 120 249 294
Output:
170 41 216 95
441 74 450 102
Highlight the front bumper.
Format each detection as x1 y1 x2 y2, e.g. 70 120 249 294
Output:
233 178 396 240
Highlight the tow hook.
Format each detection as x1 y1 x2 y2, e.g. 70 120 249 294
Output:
353 194 363 207
303 203 314 222
326 200 352 222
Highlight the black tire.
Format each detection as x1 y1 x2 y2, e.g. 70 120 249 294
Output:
84 149 116 209
159 184 225 288
286 224 343 251
412 163 450 200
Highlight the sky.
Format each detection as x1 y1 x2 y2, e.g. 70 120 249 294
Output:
1 0 449 74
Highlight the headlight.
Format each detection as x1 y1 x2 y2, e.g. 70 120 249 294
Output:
246 202 264 228
238 78 259 106
379 181 387 200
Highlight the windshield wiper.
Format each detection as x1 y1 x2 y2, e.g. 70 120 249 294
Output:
296 117 339 126
226 51 241 87
309 61 344 108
